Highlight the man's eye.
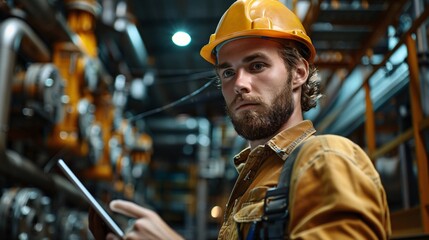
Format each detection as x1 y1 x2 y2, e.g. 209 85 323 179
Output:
250 62 265 71
222 69 235 78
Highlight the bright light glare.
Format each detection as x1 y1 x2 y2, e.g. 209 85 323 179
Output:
211 206 222 218
172 31 191 47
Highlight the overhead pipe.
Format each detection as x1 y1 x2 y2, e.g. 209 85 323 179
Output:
120 22 148 71
15 0 78 44
0 18 85 206
113 0 148 72
14 0 112 87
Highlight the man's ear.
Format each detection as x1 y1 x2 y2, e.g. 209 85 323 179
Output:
292 59 309 90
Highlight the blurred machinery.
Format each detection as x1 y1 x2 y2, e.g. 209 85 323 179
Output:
0 0 152 238
1 0 429 239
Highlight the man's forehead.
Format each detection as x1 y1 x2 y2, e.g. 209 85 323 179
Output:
215 38 282 66
217 37 281 51
215 52 271 69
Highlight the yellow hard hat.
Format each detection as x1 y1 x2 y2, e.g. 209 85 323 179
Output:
200 0 316 64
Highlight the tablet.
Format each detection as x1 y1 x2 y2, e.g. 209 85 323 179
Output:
57 159 125 238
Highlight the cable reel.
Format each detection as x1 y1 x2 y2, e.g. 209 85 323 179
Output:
23 63 65 123
0 188 55 239
57 208 92 240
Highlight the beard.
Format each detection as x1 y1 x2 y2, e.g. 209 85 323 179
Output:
226 73 294 141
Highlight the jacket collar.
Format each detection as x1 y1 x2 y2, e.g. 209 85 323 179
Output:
233 120 316 169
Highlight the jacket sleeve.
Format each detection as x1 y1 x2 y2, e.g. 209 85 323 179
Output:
288 135 391 240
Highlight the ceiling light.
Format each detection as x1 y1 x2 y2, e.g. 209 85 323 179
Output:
172 31 191 47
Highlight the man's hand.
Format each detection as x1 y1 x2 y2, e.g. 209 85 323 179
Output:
108 199 184 240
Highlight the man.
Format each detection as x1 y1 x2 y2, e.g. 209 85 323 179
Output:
90 0 391 239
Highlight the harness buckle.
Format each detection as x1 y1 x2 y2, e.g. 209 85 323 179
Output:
260 186 289 239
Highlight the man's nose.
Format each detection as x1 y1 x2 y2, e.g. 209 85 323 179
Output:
234 69 251 94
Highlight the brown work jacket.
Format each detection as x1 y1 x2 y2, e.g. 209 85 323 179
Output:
217 120 391 239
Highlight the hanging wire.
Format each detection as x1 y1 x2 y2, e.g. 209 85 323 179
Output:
150 70 216 84
127 78 217 122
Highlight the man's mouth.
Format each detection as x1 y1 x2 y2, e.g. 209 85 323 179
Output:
235 102 259 112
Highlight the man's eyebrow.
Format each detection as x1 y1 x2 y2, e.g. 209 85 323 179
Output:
215 62 231 71
215 52 268 70
242 53 268 63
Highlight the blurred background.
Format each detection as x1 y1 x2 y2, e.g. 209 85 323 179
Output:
0 0 428 239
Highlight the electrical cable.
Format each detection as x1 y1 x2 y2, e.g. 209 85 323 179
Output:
127 78 217 122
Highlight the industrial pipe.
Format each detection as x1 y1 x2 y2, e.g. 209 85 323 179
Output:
2 151 87 207
16 0 78 44
0 18 50 152
0 18 85 206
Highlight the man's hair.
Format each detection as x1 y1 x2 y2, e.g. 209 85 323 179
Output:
277 41 322 112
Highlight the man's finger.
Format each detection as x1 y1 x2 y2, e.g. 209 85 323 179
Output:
109 199 153 218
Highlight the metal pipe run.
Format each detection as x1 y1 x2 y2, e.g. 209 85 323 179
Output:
0 18 85 206
0 18 50 151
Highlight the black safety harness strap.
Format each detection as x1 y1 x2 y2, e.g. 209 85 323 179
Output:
259 143 304 239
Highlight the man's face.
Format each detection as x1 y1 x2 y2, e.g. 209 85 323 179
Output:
216 38 294 140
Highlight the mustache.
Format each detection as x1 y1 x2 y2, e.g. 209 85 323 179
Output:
230 93 262 107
